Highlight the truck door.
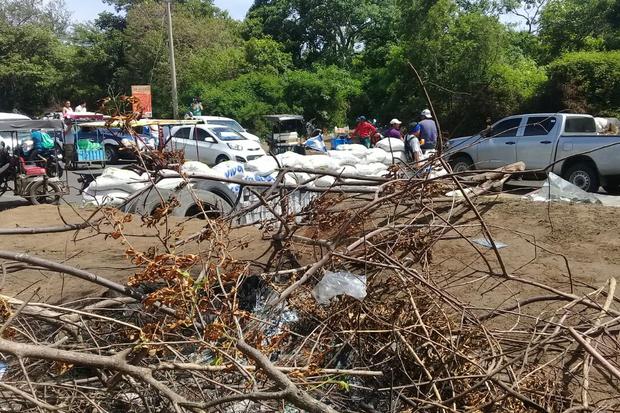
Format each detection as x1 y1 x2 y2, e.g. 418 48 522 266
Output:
516 116 558 170
476 117 522 169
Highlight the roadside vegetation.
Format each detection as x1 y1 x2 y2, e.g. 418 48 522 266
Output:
0 0 619 137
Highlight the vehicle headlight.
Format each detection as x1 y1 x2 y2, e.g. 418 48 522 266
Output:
227 143 243 151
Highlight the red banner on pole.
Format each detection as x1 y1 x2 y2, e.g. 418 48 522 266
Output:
131 85 153 117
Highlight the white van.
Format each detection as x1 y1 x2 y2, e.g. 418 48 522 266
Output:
191 116 260 142
169 124 265 165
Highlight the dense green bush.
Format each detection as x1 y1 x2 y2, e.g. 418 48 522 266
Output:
545 51 620 117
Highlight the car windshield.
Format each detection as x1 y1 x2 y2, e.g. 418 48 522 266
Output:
210 126 245 141
208 120 244 133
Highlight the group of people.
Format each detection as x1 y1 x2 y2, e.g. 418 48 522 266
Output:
62 100 88 116
350 109 438 163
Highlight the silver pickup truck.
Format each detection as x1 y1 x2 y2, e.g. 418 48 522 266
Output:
447 113 620 193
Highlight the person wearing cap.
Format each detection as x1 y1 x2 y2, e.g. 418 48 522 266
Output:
385 118 403 139
350 116 377 148
405 122 423 164
419 109 438 150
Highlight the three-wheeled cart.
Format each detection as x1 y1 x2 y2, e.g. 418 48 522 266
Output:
63 113 107 170
264 115 306 155
0 119 68 205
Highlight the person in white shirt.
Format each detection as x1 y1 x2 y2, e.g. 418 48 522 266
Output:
62 100 73 117
75 101 87 112
405 123 424 165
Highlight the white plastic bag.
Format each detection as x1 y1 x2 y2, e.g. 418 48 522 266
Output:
181 161 212 176
275 151 305 168
299 155 340 172
313 271 367 305
525 173 602 204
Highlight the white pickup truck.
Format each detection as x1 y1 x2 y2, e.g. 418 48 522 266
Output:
447 113 620 193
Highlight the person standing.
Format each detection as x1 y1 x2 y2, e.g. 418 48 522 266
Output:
350 116 377 148
419 109 438 150
384 119 403 139
405 123 423 165
62 101 73 117
190 97 203 116
75 101 87 112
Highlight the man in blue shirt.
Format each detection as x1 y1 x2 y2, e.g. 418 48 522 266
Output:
419 109 438 150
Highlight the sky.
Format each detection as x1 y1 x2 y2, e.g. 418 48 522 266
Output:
65 0 253 22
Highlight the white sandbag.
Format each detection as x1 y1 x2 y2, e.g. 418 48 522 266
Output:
181 161 211 175
365 148 387 164
86 177 147 194
100 167 145 182
313 175 337 187
336 165 357 176
375 137 405 152
356 163 387 176
382 150 407 165
299 155 341 172
595 117 609 133
245 156 278 176
211 161 245 179
336 144 368 157
283 173 297 186
158 169 180 178
327 150 362 166
275 151 305 168
155 178 185 190
83 190 132 207
286 172 312 184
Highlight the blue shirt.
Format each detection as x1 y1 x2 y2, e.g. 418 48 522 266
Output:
31 131 44 150
419 119 438 145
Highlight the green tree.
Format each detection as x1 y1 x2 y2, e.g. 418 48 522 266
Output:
539 0 620 61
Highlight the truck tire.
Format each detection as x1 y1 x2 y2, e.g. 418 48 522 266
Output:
449 155 474 173
564 162 599 193
105 145 118 164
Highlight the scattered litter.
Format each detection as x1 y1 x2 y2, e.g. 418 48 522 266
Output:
313 271 367 305
0 361 7 379
525 173 601 204
471 237 508 249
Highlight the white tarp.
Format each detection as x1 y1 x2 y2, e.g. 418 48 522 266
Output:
525 173 602 204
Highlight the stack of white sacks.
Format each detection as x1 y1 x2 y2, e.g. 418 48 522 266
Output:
82 143 415 208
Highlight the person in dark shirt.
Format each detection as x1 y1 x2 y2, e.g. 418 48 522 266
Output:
419 109 438 150
384 119 403 139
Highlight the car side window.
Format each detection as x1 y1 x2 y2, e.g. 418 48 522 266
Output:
524 117 557 136
492 118 522 137
173 127 190 139
196 128 211 142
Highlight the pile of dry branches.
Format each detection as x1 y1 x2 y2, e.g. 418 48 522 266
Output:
0 155 618 413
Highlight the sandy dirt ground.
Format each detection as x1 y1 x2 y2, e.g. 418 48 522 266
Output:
0 204 263 304
0 198 618 313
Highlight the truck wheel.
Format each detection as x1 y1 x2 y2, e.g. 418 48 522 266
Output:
105 145 118 164
215 155 230 165
564 162 599 193
29 180 62 205
449 156 474 173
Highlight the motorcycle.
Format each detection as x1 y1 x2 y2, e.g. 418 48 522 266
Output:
19 140 64 178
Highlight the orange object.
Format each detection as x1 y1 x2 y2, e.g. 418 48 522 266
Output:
131 85 153 117
419 139 425 146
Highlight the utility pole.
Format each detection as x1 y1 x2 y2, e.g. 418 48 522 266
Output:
165 0 179 119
